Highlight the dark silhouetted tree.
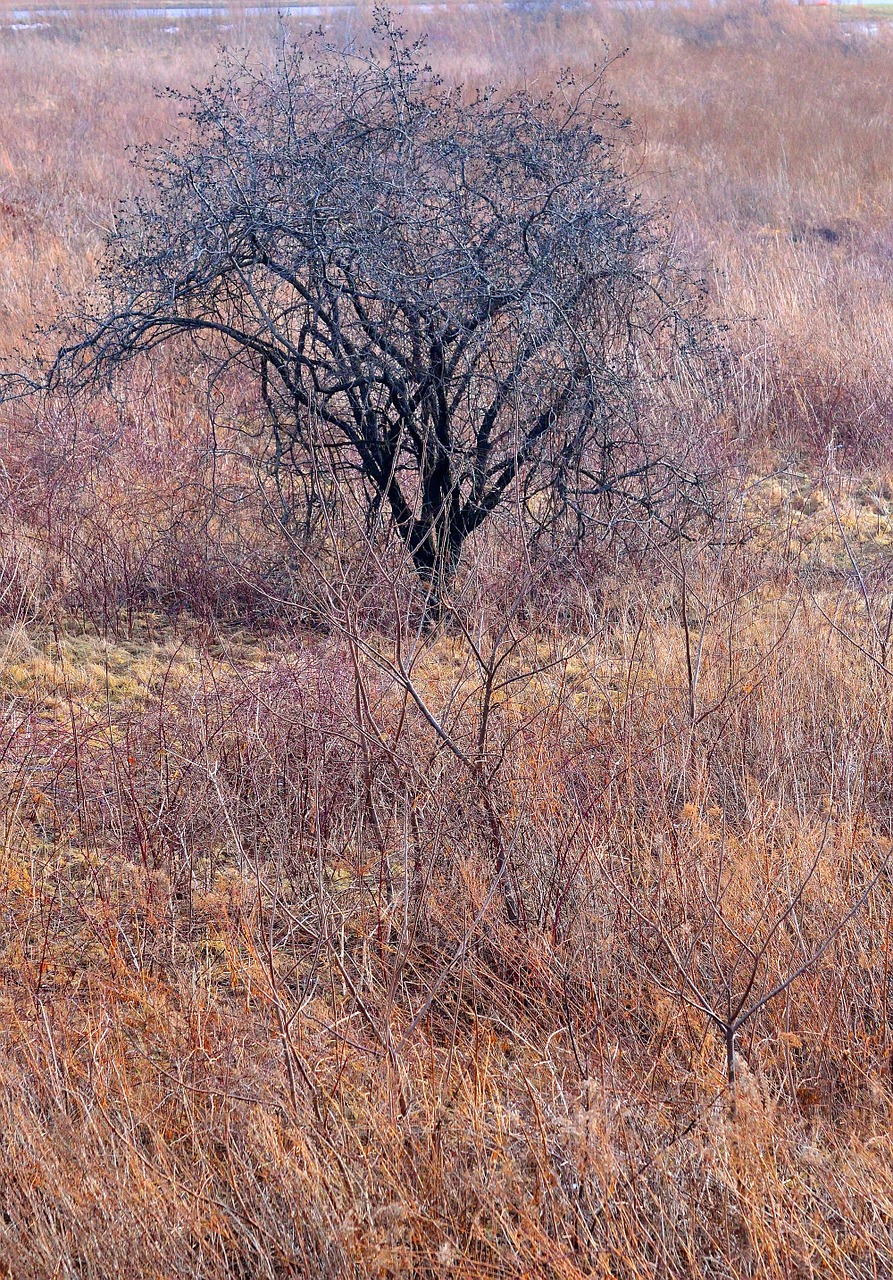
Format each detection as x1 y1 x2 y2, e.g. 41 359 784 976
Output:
11 16 722 616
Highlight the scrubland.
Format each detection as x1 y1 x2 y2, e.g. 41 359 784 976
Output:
3 4 893 1276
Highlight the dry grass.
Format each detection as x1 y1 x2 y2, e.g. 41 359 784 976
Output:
3 4 893 1277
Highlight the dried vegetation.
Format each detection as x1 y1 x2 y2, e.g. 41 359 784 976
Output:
3 4 893 1276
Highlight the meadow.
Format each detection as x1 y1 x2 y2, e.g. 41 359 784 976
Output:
2 4 893 1276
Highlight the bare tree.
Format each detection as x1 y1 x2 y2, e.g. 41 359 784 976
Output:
10 15 721 617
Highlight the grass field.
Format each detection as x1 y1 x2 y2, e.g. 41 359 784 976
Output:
3 4 893 1276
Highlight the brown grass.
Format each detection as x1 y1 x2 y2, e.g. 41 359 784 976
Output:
3 4 893 1276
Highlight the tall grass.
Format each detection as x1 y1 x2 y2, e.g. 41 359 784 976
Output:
3 4 893 1276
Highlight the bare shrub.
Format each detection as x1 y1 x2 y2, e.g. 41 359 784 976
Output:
2 361 304 633
5 15 723 618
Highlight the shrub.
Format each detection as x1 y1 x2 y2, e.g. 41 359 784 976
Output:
6 15 722 618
